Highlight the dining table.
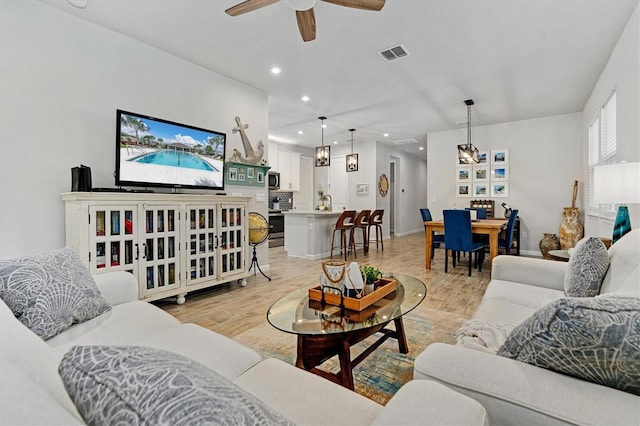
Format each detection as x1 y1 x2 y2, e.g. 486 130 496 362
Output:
424 218 508 269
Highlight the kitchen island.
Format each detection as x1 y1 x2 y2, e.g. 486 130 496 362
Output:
283 210 342 260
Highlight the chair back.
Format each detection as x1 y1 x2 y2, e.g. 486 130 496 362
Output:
465 207 487 219
369 209 384 225
354 210 371 227
335 210 356 229
443 209 474 251
420 208 433 222
502 209 519 248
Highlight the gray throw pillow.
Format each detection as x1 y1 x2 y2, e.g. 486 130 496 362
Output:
58 345 293 426
0 247 110 340
498 296 640 395
564 236 609 297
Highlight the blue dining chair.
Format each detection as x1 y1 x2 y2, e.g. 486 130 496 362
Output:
464 207 487 219
443 209 485 276
498 209 519 255
420 208 445 258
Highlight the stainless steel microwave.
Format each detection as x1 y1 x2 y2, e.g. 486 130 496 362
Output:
268 172 280 190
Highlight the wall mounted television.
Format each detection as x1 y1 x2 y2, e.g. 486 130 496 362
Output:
115 109 226 191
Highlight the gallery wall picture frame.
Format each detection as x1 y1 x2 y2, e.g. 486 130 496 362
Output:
456 183 471 197
356 183 369 196
491 165 509 181
477 151 489 164
229 168 238 181
456 166 472 182
491 182 509 197
473 165 490 182
225 162 270 187
473 183 489 197
491 149 509 165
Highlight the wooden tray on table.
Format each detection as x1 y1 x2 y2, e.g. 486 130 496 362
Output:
308 278 397 312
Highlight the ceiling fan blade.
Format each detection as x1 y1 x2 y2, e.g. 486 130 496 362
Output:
320 0 385 11
225 0 280 16
296 8 316 42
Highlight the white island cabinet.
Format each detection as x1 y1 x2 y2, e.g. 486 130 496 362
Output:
283 211 342 260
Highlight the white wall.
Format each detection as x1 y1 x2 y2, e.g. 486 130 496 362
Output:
582 3 640 237
0 1 269 261
427 113 583 255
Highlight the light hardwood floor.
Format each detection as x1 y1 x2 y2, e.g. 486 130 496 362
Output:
156 232 492 338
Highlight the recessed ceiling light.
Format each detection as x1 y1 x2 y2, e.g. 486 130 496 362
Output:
419 146 424 150
322 124 327 129
298 130 304 135
301 95 310 102
271 67 282 74
384 133 389 137
333 140 338 144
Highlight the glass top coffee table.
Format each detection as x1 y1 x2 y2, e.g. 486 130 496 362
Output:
267 273 426 390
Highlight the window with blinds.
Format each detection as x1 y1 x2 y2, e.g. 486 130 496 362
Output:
588 90 617 218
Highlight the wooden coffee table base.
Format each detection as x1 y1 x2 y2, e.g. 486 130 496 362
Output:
295 318 408 390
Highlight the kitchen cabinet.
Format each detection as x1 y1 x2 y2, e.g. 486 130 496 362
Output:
268 143 279 172
278 151 300 191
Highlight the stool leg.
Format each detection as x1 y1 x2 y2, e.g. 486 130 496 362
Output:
330 229 336 259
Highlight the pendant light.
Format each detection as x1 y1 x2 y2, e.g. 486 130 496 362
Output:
457 99 480 164
346 128 358 172
315 116 330 167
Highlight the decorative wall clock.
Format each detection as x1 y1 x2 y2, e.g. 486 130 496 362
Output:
378 174 389 197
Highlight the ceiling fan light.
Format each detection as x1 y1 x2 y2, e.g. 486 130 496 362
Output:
285 0 317 11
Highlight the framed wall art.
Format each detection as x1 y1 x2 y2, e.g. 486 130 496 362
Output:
477 150 489 164
491 165 509 181
473 165 489 182
456 183 471 197
491 149 509 165
473 183 489 197
456 166 472 182
356 183 369 196
491 182 509 197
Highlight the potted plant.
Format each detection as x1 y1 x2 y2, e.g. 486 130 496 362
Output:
360 265 382 289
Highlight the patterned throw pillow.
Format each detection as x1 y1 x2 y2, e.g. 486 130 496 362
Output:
58 345 293 426
564 237 609 297
498 296 640 395
0 247 110 340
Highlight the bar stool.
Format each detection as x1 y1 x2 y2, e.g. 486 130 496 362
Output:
368 209 384 252
330 210 357 261
352 209 371 256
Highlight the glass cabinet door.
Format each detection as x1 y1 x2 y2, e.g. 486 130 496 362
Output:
89 206 137 276
139 206 181 298
186 205 218 286
219 204 246 279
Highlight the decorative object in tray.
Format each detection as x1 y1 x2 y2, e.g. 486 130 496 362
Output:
310 260 397 311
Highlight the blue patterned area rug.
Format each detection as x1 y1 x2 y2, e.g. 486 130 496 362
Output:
232 307 466 405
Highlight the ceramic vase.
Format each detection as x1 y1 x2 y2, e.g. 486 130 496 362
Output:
539 233 561 259
559 207 583 249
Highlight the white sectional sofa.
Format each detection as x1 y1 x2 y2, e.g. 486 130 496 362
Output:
414 229 640 426
1 269 488 425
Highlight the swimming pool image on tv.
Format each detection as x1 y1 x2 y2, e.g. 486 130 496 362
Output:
132 150 218 172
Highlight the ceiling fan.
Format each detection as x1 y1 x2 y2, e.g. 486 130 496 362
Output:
225 0 386 42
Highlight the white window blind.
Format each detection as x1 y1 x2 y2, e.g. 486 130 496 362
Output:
601 91 617 161
587 118 600 213
589 90 617 218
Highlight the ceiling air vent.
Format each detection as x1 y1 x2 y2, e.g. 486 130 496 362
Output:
377 44 410 62
392 138 418 145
